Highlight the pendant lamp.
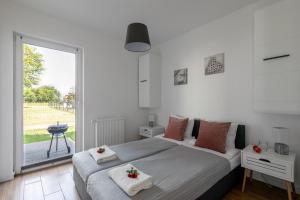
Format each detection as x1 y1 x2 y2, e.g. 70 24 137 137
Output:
125 23 151 52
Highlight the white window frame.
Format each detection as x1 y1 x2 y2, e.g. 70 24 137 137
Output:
14 33 84 173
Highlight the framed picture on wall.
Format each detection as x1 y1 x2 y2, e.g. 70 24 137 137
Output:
204 53 224 75
174 68 188 85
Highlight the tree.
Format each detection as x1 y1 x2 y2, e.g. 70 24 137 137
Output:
24 88 37 102
36 86 61 102
23 45 44 88
24 86 61 103
63 87 76 108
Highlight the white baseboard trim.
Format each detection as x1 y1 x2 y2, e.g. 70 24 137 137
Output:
253 172 299 194
296 185 300 194
0 173 14 183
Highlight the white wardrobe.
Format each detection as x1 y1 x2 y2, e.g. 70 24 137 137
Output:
254 0 300 114
138 53 161 108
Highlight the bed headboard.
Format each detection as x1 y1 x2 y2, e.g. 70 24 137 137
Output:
235 125 245 150
191 120 245 150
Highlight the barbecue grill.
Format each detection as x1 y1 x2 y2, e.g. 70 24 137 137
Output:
47 123 70 158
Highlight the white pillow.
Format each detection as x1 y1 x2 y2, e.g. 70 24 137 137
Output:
226 122 238 151
185 119 194 138
170 115 194 138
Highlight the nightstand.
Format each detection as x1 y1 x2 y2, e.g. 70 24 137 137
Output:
241 145 296 200
139 126 164 138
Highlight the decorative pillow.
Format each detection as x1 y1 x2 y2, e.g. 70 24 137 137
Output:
170 115 194 138
195 120 231 153
164 116 188 141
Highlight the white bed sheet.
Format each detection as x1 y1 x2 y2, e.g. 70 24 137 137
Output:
156 134 241 170
182 138 241 170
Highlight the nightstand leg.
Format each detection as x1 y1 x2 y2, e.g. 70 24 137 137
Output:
285 181 293 200
292 183 295 193
249 170 253 182
242 168 249 192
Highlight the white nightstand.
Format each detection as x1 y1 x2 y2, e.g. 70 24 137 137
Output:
241 145 296 200
139 126 165 138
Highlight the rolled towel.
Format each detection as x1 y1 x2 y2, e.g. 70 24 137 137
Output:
88 145 117 164
108 164 153 196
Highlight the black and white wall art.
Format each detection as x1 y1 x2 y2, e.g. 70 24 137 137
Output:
204 53 224 75
174 68 188 85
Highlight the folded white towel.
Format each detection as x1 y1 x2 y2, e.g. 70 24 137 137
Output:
108 164 153 196
88 145 117 164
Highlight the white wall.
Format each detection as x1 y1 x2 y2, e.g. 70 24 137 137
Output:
0 1 147 182
151 1 300 191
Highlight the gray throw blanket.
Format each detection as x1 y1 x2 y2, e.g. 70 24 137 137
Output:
87 145 230 200
73 137 178 183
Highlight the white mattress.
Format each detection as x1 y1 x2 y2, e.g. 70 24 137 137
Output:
229 153 241 170
156 134 241 170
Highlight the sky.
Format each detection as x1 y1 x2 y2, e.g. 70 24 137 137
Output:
27 44 76 96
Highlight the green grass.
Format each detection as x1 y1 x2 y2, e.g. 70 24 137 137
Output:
24 127 75 144
23 103 76 144
24 103 75 129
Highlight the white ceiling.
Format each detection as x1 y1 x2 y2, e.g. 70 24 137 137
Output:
13 0 264 44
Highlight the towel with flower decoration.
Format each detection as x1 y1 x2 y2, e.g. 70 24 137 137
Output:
88 145 117 164
108 164 153 196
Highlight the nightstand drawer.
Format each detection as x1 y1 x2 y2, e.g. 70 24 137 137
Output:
140 130 151 137
139 126 165 138
242 153 293 181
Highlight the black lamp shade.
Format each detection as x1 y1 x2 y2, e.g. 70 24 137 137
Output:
125 23 151 52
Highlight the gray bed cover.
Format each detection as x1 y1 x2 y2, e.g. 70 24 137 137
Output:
72 138 178 183
87 145 230 200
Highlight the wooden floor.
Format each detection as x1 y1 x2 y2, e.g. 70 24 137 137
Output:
0 162 80 200
0 162 299 200
224 180 300 200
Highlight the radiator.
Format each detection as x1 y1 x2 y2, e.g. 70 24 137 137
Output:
92 116 125 147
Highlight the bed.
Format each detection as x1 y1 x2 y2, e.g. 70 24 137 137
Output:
74 120 245 200
73 137 178 199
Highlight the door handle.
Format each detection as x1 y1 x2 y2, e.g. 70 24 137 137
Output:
140 80 147 83
263 54 290 61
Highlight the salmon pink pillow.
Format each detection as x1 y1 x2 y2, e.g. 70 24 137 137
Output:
164 116 188 141
195 120 231 153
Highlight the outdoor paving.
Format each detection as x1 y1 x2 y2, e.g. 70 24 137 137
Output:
24 138 75 166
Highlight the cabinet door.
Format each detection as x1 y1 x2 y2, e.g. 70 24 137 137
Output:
138 53 160 108
149 54 161 108
254 0 300 114
254 37 300 114
139 81 149 107
139 54 150 107
139 54 149 82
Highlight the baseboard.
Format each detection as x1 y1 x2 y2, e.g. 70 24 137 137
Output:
296 185 300 194
253 172 299 194
0 173 14 183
